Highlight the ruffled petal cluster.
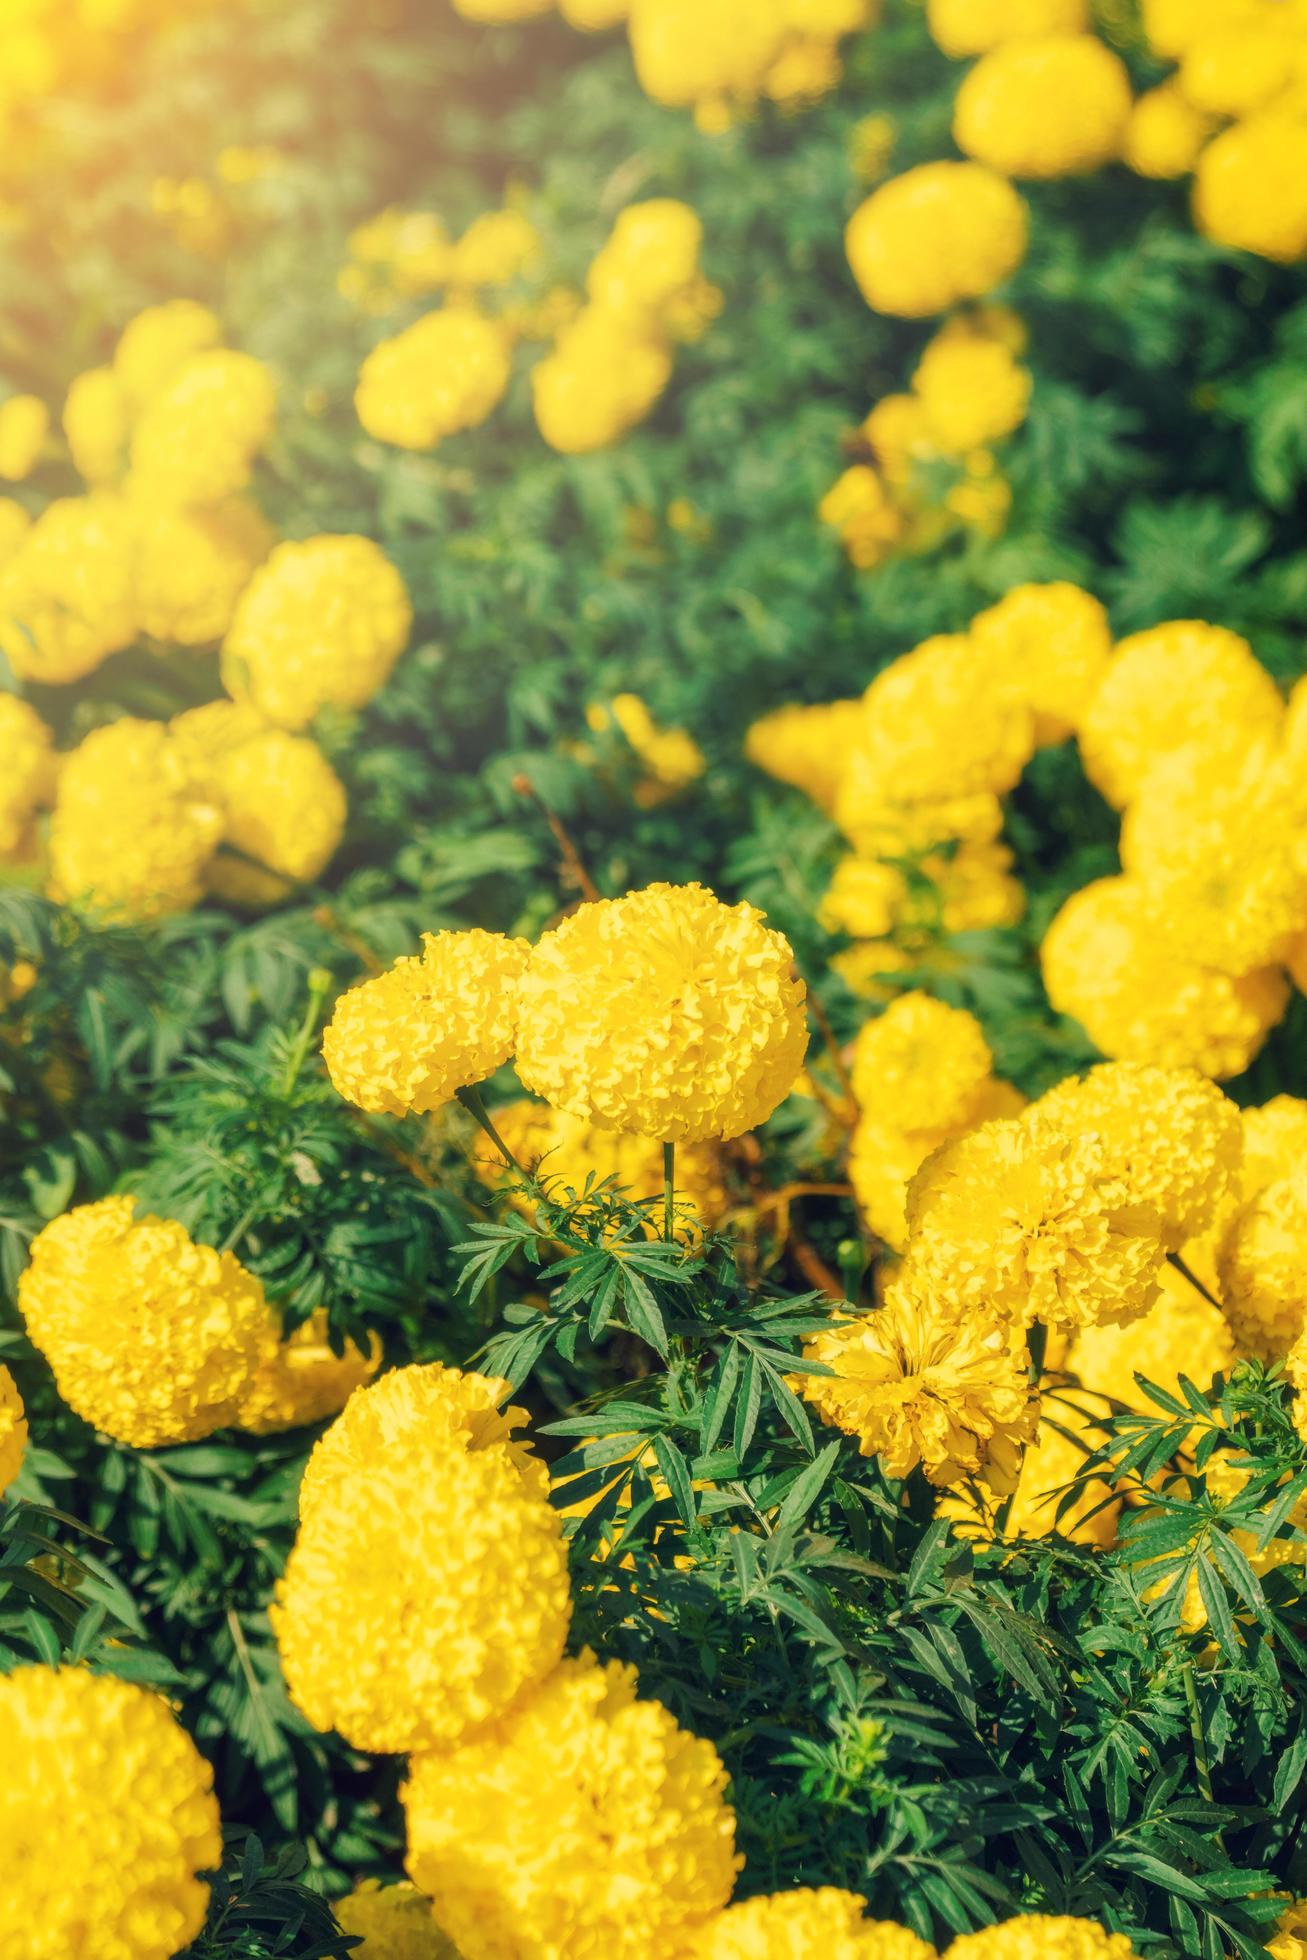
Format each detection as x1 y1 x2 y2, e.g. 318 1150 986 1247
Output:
687 1887 939 1958
938 1396 1119 1547
18 1195 277 1447
336 1880 461 1958
131 494 275 645
970 580 1113 744
926 0 1086 58
953 35 1133 178
514 882 807 1142
0 1362 27 1495
0 492 137 683
130 348 276 507
744 700 864 813
944 1918 1139 1959
0 1668 221 1960
1069 1260 1237 1415
851 992 994 1136
845 162 1029 317
356 307 512 449
1217 1167 1307 1360
233 1309 381 1436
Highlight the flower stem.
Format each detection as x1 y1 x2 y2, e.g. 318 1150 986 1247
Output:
1167 1249 1223 1312
280 966 333 1097
664 1142 676 1242
1181 1656 1219 1822
457 1083 531 1181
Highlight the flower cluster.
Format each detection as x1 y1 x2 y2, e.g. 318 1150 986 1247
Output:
0 1363 26 1496
584 691 708 805
341 199 539 315
0 694 56 863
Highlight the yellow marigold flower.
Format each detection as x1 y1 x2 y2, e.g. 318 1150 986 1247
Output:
971 580 1112 744
403 1651 740 1960
818 463 906 568
1069 1258 1237 1411
906 1114 1168 1330
532 306 673 453
223 533 413 730
1268 1898 1307 1960
1119 742 1307 975
297 1361 547 1525
0 1667 221 1960
0 1362 27 1495
450 208 540 288
850 110 896 182
846 161 1028 317
927 0 1085 55
851 991 993 1134
0 492 137 683
1139 0 1258 60
63 363 129 483
131 494 274 646
356 307 511 449
945 1915 1139 1958
938 1394 1118 1547
1124 83 1212 178
853 633 1036 803
931 839 1027 932
274 1411 571 1754
1078 620 1284 810
850 1078 1025 1251
587 199 705 323
0 693 56 861
18 1195 276 1447
48 718 224 921
1041 876 1288 1080
765 33 844 110
863 391 936 485
605 691 706 801
346 207 453 301
818 853 904 941
1181 27 1295 118
1218 1167 1307 1359
0 392 49 479
130 349 277 506
1032 1062 1241 1249
336 1880 460 1959
800 1275 1038 1486
835 769 1006 858
169 699 271 777
324 928 529 1117
233 1309 380 1436
954 35 1133 179
1242 1097 1307 1199
687 1888 937 1958
743 699 863 813
0 497 31 565
627 0 789 112
1195 112 1307 263
113 297 223 409
912 333 1031 455
478 1096 729 1234
515 882 807 1143
206 729 347 906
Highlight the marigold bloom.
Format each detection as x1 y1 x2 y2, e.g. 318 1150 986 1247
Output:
818 463 906 569
515 882 807 1142
0 492 137 683
912 334 1031 454
0 693 56 861
297 1361 547 1525
800 1276 1037 1487
845 162 1028 317
850 633 1035 804
131 495 274 646
927 0 1085 54
945 1916 1139 1958
113 298 224 408
1040 876 1288 1080
0 1667 221 1960
938 1396 1118 1547
224 533 413 729
450 208 540 288
63 364 129 484
743 699 863 813
1196 112 1307 262
1069 1259 1237 1412
1032 1063 1241 1248
131 349 276 506
851 992 993 1135
688 1888 938 1958
1218 1168 1307 1360
603 691 706 801
403 1652 740 1960
626 0 790 113
336 1880 460 1958
850 1079 1027 1251
1241 1097 1307 1201
532 307 673 453
18 1195 276 1447
324 928 529 1117
587 199 705 323
1124 83 1212 178
274 1418 571 1753
971 580 1112 744
954 35 1132 179
1268 1897 1307 1960
206 729 347 905
0 392 49 480
234 1310 381 1435
356 307 512 449
0 1363 26 1495
905 1115 1167 1330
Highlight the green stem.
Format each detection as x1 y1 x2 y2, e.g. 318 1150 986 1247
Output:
1181 1656 1218 1818
457 1083 531 1182
1167 1249 1223 1313
1028 1319 1049 1384
280 966 332 1097
664 1141 676 1242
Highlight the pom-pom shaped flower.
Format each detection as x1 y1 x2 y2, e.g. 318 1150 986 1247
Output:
0 1363 27 1495
927 0 1085 57
449 207 540 288
0 1667 222 1960
970 580 1113 744
1241 1098 1307 1202
845 162 1028 318
1179 25 1294 118
403 1653 740 1960
131 495 275 646
912 333 1031 454
626 0 790 115
1040 876 1288 1080
587 199 706 324
1217 1168 1307 1361
1069 1260 1237 1414
799 1275 1038 1487
945 1915 1140 1958
297 1360 548 1523
744 700 864 813
849 633 1036 805
233 1310 381 1436
937 1396 1118 1548
818 464 906 570
113 298 224 409
47 718 224 921
336 1880 461 1958
63 364 129 484
130 349 277 506
688 1887 938 1958
851 992 993 1135
1078 620 1284 809
1124 84 1211 179
273 1405 571 1753
1195 113 1307 264
0 393 49 480
1267 1897 1307 1960
223 533 413 729
0 492 137 683
533 307 673 454
954 35 1133 179
850 1079 1026 1253
1031 1063 1241 1248
206 729 347 906
904 1115 1167 1330
323 928 529 1117
514 882 807 1142
19 1196 276 1447
0 693 56 861
356 307 512 449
